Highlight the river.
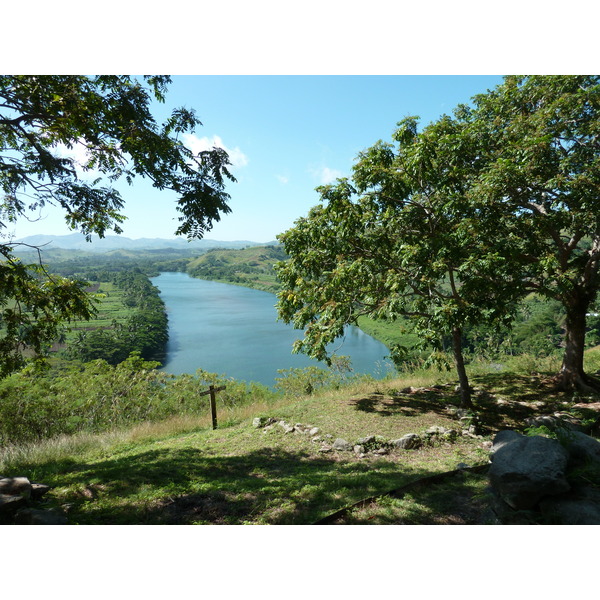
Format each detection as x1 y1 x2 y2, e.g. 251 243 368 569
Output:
151 272 394 386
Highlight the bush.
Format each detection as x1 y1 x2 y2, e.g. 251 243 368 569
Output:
0 356 276 446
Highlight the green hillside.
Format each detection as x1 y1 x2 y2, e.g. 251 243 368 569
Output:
186 245 287 293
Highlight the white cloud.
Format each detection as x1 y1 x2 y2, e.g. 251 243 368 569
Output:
53 141 102 180
310 166 343 185
182 134 248 168
276 174 289 184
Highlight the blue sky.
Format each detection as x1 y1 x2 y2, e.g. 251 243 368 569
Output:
12 75 505 243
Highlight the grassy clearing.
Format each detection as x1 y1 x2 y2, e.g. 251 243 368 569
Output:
5 350 597 525
63 282 132 338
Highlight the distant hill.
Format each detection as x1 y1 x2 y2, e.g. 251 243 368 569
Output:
186 244 287 293
13 233 273 252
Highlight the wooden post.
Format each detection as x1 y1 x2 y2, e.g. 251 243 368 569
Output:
199 385 226 430
208 385 218 430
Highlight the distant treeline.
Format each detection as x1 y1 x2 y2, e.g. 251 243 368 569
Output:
69 271 168 365
43 258 169 366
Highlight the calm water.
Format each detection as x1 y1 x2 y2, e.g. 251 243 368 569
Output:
151 272 393 386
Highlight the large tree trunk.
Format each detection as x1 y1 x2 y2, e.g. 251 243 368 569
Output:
452 327 474 409
556 295 600 393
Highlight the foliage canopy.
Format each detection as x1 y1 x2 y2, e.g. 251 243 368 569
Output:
276 75 600 401
0 75 235 375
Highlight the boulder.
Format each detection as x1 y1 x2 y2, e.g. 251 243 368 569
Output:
0 477 32 500
426 426 448 435
489 431 570 510
442 429 459 441
392 433 422 450
30 483 51 501
524 414 584 433
0 493 28 520
539 486 600 525
562 431 600 467
357 435 376 445
14 508 68 525
332 438 353 451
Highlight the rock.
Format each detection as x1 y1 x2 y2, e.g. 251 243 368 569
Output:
353 445 365 454
0 477 32 500
489 431 570 510
0 494 28 521
487 487 540 525
442 429 459 441
392 433 422 450
562 431 600 467
332 438 353 451
490 430 521 453
318 445 333 453
30 483 51 500
373 447 389 455
278 421 295 433
309 427 320 436
426 426 448 435
524 414 583 432
14 508 68 525
253 417 267 428
539 486 600 524
357 435 376 445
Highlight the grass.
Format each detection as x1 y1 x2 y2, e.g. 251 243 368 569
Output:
63 282 132 337
5 349 598 525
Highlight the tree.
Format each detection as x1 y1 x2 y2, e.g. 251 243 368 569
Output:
0 75 235 374
468 75 600 392
276 116 521 409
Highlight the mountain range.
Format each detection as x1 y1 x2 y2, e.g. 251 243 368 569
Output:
13 233 274 253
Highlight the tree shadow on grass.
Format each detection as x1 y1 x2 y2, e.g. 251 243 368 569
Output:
350 388 456 419
470 372 571 431
44 445 452 525
350 372 584 434
332 468 493 525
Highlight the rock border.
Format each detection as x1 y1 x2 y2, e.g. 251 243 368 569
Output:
252 415 486 459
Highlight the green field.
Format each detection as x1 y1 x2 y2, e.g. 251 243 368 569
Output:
55 282 133 347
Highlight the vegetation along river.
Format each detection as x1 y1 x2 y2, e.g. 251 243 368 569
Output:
151 272 393 386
